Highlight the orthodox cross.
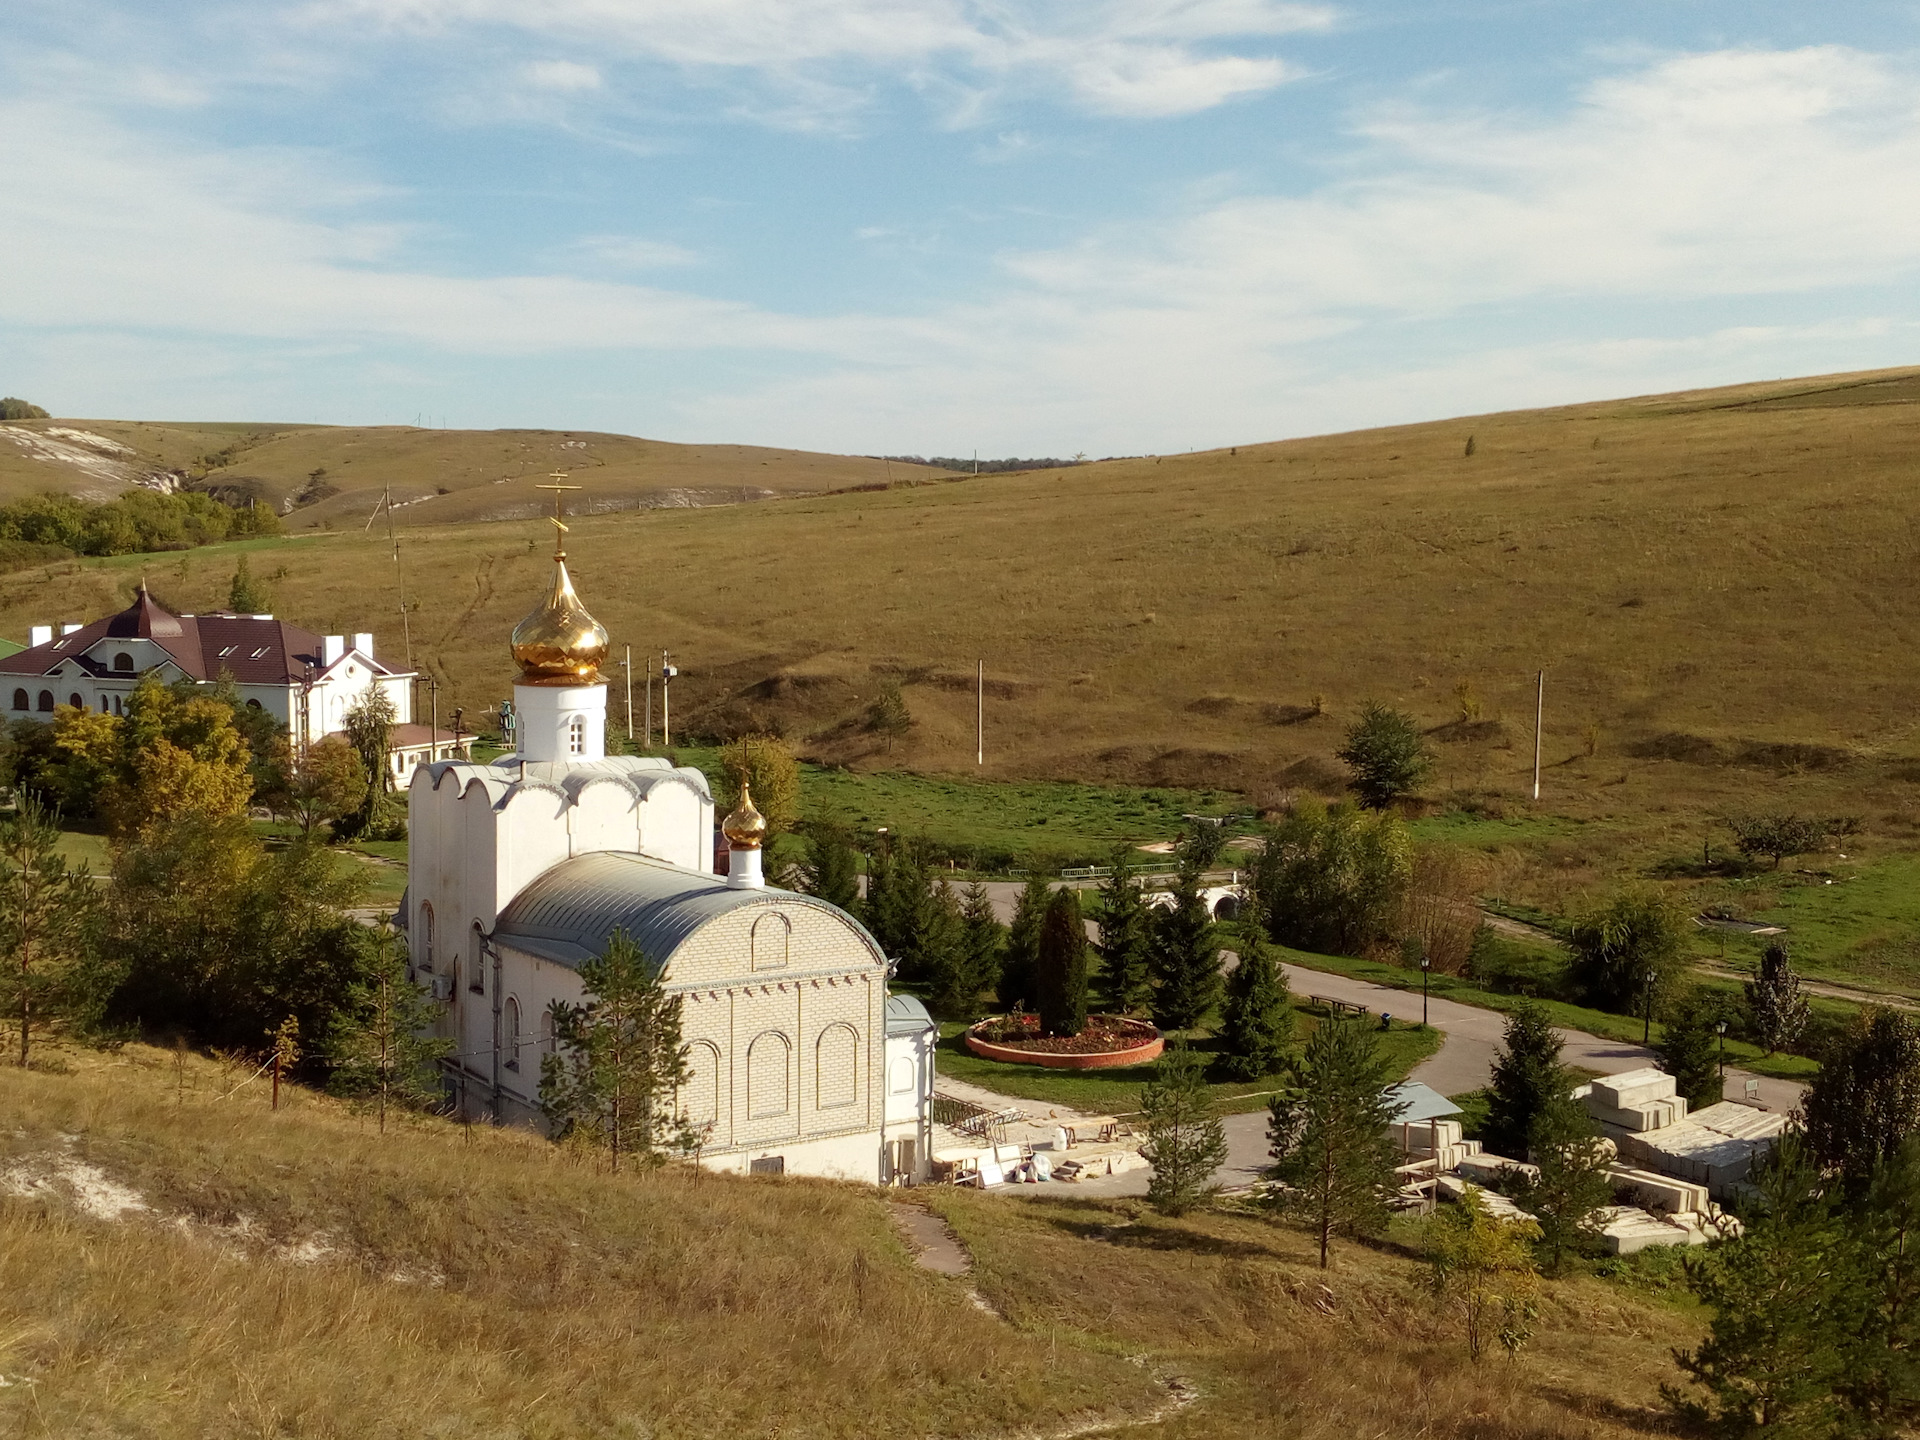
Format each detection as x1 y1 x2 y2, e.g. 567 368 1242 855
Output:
535 473 582 553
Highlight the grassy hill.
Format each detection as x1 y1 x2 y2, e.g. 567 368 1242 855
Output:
0 418 949 525
0 1044 1698 1438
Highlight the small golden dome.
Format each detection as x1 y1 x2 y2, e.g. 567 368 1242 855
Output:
722 780 767 850
510 553 609 686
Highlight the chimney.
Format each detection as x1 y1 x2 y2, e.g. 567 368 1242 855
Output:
59 623 81 636
29 626 52 648
323 635 346 667
352 632 375 659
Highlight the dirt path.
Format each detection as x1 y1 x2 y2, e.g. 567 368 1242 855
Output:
1691 960 1920 1012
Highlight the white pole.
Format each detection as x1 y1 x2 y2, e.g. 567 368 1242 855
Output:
645 668 653 747
624 645 633 741
976 659 983 766
1533 669 1544 802
662 649 671 747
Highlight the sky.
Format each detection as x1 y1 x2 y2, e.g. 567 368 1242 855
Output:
4 0 1920 454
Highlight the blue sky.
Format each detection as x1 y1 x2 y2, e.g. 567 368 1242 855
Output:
5 0 1919 453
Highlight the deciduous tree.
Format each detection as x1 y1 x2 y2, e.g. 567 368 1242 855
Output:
1251 799 1412 957
1427 1186 1541 1362
540 929 697 1172
719 733 799 837
227 554 272 613
1140 1041 1228 1217
1729 813 1829 871
867 680 911 751
1803 1007 1920 1195
284 734 368 838
1266 1017 1399 1267
1748 941 1811 1057
1566 886 1685 1018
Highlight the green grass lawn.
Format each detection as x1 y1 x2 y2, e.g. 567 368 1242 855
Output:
634 744 1240 868
1693 852 1920 993
933 1002 1442 1116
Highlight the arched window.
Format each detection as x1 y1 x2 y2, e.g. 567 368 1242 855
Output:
245 698 262 710
567 714 586 755
419 902 435 972
751 912 791 971
113 653 133 673
469 922 485 995
815 1024 858 1110
747 1031 792 1119
36 691 52 712
10 689 25 711
680 1041 722 1131
67 694 82 710
112 695 123 716
503 997 521 1071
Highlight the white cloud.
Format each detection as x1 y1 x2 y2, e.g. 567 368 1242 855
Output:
524 58 602 90
4 45 1920 452
295 0 1332 120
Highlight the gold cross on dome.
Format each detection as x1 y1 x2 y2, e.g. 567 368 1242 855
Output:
535 474 583 545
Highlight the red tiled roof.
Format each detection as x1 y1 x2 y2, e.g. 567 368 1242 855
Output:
391 724 472 751
0 584 399 686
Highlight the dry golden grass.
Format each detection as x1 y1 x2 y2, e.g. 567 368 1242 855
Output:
0 1044 1699 1439
7 366 1920 849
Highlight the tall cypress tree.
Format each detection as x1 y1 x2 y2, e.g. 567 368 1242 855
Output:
1033 888 1090 1037
1095 847 1153 1016
1148 861 1221 1034
1219 921 1293 1080
997 873 1051 1011
1483 1001 1572 1161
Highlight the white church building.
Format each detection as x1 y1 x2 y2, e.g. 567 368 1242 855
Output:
401 506 934 1184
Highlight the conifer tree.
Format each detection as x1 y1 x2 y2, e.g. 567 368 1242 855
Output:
1148 861 1221 1033
1512 1090 1612 1275
917 877 972 1017
325 924 451 1131
1658 994 1726 1112
1483 1001 1571 1161
1218 919 1293 1081
1747 940 1811 1056
798 825 861 913
540 929 697 1172
227 554 272 614
1266 1017 1399 1267
1033 888 1090 1037
948 881 1004 1018
1094 847 1153 1015
0 797 107 1066
1140 1041 1228 1216
997 873 1051 1011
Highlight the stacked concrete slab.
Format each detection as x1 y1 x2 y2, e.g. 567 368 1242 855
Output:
1582 1068 1689 1132
1395 1118 1482 1174
1616 1101 1788 1198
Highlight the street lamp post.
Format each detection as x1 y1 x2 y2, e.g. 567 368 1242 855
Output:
1643 970 1655 1045
1420 956 1431 1028
1716 1020 1728 1080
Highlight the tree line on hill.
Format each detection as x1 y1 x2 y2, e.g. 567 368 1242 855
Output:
877 455 1085 474
0 487 283 565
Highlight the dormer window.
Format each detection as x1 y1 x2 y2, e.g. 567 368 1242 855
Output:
113 653 133 673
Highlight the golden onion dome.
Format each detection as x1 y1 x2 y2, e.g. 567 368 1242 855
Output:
510 552 609 686
721 780 767 851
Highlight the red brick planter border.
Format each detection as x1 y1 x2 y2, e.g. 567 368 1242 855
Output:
963 1018 1165 1070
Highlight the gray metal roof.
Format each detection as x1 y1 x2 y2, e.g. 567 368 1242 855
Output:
885 994 935 1036
492 850 882 972
1383 1080 1462 1125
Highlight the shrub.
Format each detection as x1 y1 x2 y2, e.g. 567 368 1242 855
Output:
1565 886 1686 1018
1251 799 1412 957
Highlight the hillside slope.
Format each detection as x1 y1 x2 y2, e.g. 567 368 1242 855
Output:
4 365 1920 833
0 1046 1696 1438
0 418 948 524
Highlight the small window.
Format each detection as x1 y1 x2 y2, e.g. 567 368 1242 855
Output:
112 653 133 673
420 903 435 972
567 714 586 755
749 1156 786 1176
504 997 521 1071
112 695 123 716
35 691 52 713
469 922 485 995
50 640 66 651
218 646 237 658
67 693 81 710
251 647 270 659
10 689 24 711
245 698 262 710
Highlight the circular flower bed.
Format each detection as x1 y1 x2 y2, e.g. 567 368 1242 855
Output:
964 1014 1164 1070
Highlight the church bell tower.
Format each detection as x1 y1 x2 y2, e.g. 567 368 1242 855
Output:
508 479 610 764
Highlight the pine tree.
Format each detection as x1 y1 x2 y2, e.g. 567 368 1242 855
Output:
1658 995 1726 1112
1140 1041 1228 1216
997 873 1051 1011
1747 940 1811 1056
918 877 973 1018
1483 1002 1571 1161
325 924 451 1131
1094 848 1153 1015
864 840 929 972
1219 921 1293 1081
1336 700 1433 808
227 554 272 614
1803 1007 1920 1196
798 826 861 913
1667 1136 1866 1432
1512 1090 1612 1275
1266 1016 1400 1267
0 796 107 1066
1033 888 1090 1037
952 881 1005 1017
540 929 697 1171
1149 861 1221 1033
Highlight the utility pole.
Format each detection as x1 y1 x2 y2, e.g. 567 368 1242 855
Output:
645 666 653 747
1532 669 1544 802
661 651 677 747
976 659 984 766
430 675 439 764
622 645 633 742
